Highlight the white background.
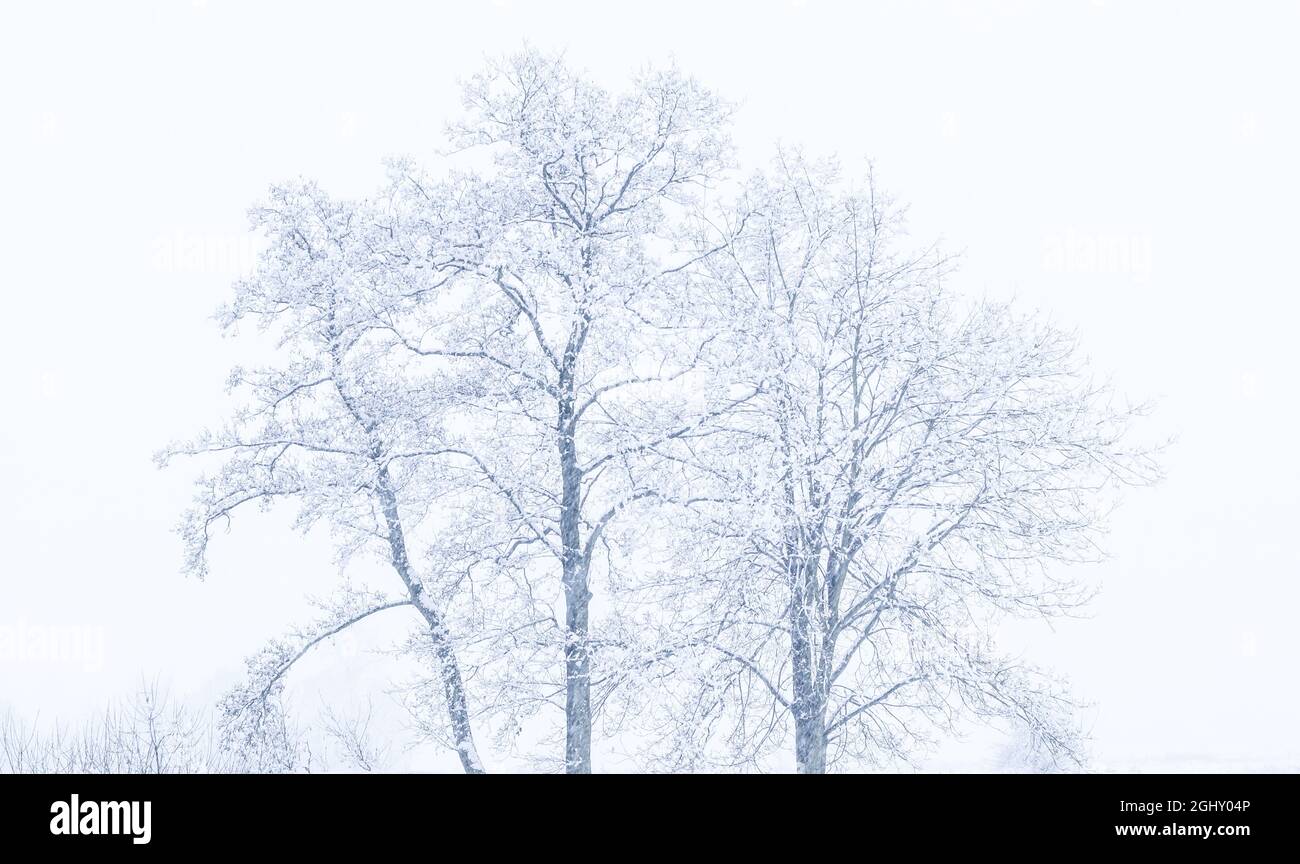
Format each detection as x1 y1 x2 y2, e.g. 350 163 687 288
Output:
2 0 1296 771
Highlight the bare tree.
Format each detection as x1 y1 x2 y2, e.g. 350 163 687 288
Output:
162 182 490 773
0 681 307 774
163 51 1155 775
629 153 1159 773
353 49 738 772
321 698 391 773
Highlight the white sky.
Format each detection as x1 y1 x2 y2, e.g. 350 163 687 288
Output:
2 0 1297 770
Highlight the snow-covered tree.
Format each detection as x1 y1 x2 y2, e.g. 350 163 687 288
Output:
351 49 739 772
167 50 739 773
161 182 491 773
166 50 1156 775
630 152 1158 773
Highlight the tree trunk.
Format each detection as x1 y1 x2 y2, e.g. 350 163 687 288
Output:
375 466 486 775
331 335 486 774
789 531 825 774
427 613 486 775
794 704 827 774
557 395 592 774
791 591 827 774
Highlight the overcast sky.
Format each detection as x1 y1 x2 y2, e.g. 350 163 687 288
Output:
2 0 1296 770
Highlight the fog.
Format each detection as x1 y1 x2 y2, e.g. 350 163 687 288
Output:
2 0 1296 770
